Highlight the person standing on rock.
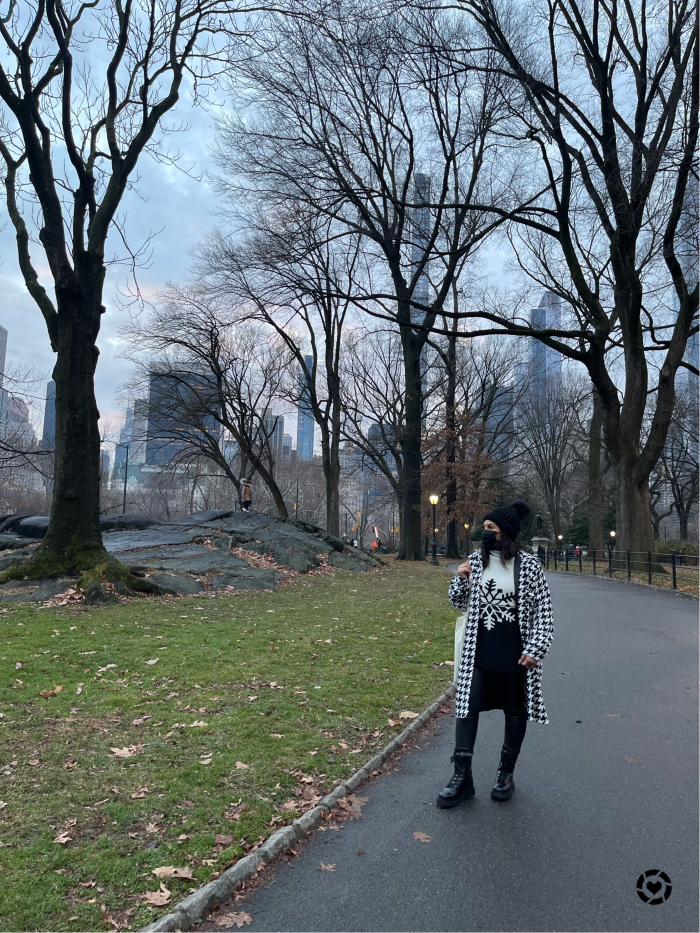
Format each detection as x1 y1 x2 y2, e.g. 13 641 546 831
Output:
240 478 252 513
437 501 554 807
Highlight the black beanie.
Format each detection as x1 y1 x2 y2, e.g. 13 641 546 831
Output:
482 501 531 541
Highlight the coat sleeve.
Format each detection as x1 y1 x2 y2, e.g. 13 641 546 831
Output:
521 559 554 662
448 574 471 611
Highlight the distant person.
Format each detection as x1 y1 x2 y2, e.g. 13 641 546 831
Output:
438 501 554 808
240 478 252 512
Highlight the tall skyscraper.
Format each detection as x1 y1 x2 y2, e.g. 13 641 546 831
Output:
297 354 315 461
261 412 284 463
113 406 133 480
130 398 149 465
516 290 564 409
145 365 220 465
41 380 56 450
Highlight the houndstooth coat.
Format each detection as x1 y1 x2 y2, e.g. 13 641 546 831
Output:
448 550 554 724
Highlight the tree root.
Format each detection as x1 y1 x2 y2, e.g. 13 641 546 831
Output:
0 544 163 599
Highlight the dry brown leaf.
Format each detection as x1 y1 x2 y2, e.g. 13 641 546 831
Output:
75 687 82 696
152 866 193 879
28 759 39 766
178 834 190 841
387 718 398 727
399 711 419 720
269 732 284 738
200 757 212 765
142 883 171 906
215 912 252 928
79 881 96 888
235 761 250 769
145 659 160 666
413 831 431 843
110 745 143 759
131 787 149 799
214 834 233 845
319 862 336 871
14 662 22 670
53 831 71 845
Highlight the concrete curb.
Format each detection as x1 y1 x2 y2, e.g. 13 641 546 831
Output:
140 683 457 932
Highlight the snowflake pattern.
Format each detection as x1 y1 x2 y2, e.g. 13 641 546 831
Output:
480 578 517 630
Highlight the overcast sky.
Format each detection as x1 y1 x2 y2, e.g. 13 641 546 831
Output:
0 98 221 441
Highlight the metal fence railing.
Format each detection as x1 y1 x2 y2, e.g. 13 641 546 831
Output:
537 546 699 592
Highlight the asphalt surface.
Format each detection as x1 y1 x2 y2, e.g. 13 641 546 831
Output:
211 571 698 932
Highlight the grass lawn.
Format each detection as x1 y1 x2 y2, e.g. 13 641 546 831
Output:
0 558 457 932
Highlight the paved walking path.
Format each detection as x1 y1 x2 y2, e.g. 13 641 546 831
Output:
210 572 698 932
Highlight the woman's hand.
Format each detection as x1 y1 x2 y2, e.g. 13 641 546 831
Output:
518 654 538 669
457 560 472 579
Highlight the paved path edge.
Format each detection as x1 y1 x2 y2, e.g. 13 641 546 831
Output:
139 682 458 932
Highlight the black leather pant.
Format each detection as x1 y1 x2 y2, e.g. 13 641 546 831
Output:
454 666 527 756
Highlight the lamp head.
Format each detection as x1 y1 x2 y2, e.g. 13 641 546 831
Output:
610 530 616 537
429 494 439 505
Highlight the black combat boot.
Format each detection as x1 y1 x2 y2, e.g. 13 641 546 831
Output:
491 744 518 801
436 750 475 808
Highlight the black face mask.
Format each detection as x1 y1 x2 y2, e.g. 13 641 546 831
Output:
481 529 500 549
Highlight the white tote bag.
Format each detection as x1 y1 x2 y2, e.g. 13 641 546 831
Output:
454 611 468 683
453 577 471 682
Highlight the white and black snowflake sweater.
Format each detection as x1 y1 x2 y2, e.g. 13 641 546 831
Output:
448 551 555 724
473 556 523 672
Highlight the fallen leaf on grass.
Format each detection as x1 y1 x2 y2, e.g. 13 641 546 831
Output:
200 757 212 766
319 862 336 871
53 831 72 845
152 866 193 879
75 687 82 696
131 716 151 726
444 660 454 667
79 881 96 888
215 834 233 845
269 732 284 738
413 831 431 843
145 659 160 666
28 759 39 766
131 787 149 799
387 718 398 726
178 834 190 841
143 883 171 906
40 685 63 698
235 761 250 769
215 912 252 928
399 711 419 720
14 662 22 670
110 745 143 759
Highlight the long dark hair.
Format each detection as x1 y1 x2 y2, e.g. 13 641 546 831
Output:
481 532 524 569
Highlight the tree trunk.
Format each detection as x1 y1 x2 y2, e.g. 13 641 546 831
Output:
616 458 665 572
444 320 460 559
33 291 108 573
398 324 425 560
320 425 341 536
588 387 604 550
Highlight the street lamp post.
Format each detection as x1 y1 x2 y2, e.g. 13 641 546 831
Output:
429 495 439 565
116 443 129 514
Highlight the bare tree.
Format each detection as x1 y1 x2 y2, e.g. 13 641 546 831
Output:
120 292 295 516
660 377 699 539
212 0 517 559
514 373 590 540
0 0 253 584
450 0 698 563
198 211 359 536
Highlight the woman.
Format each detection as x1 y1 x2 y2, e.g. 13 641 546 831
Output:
437 500 554 807
240 478 252 513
